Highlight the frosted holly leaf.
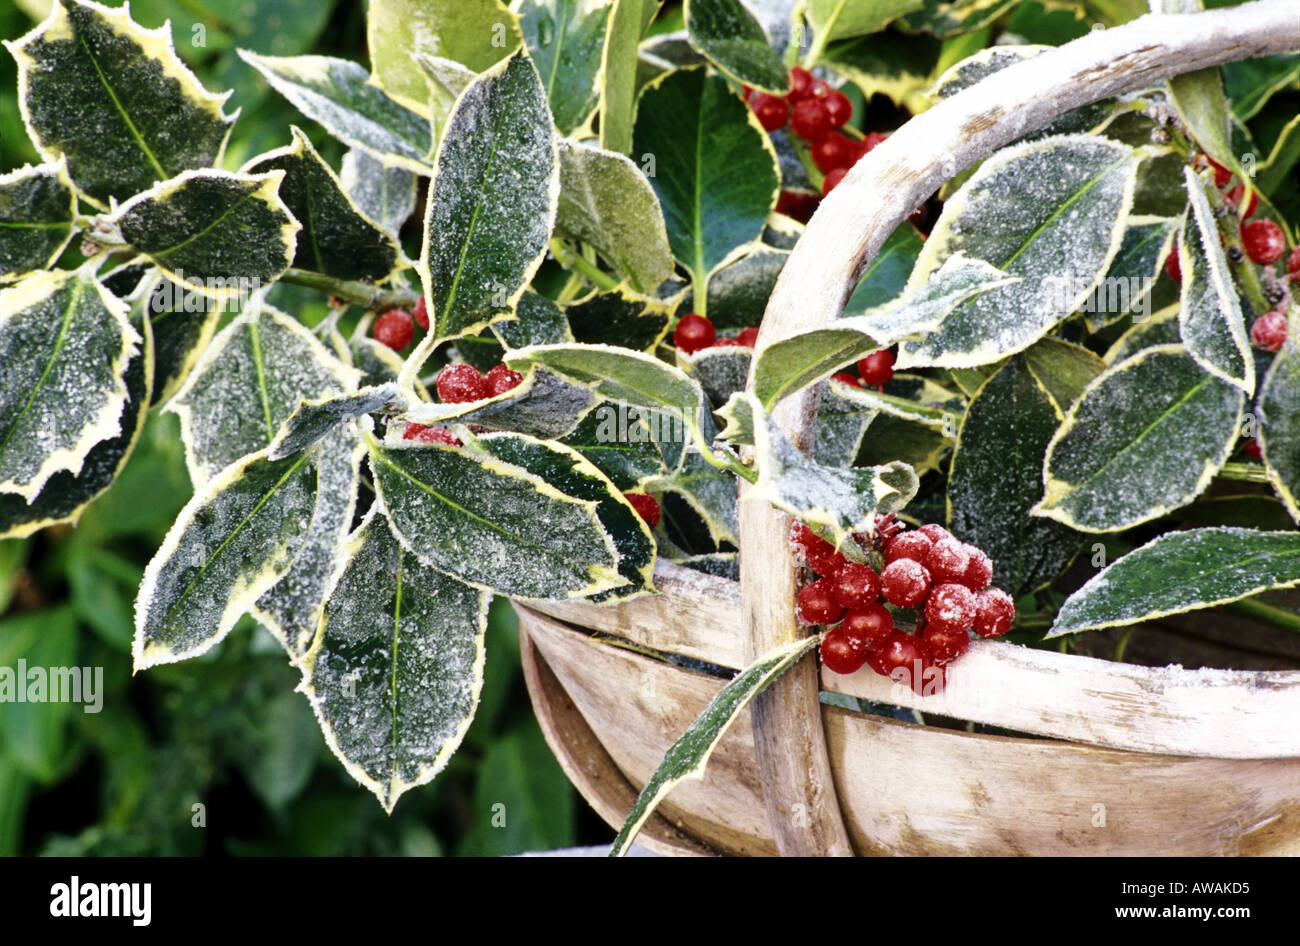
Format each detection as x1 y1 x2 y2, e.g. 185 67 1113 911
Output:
715 389 757 447
1102 302 1180 365
367 436 625 600
168 305 361 488
413 51 558 355
763 210 802 250
737 392 919 548
844 222 924 316
0 269 141 502
338 148 418 237
1048 527 1300 638
517 0 613 133
4 0 236 209
662 548 739 581
814 373 961 433
493 292 574 349
0 301 151 540
238 51 435 173
0 160 78 283
815 31 935 110
898 135 1141 369
402 366 596 440
681 345 751 410
559 404 676 490
1021 336 1105 416
633 68 779 293
566 285 672 351
1164 57 1240 179
1082 217 1177 333
135 272 223 407
132 448 320 670
754 253 1017 408
350 336 410 391
855 413 951 475
470 431 656 601
255 427 365 661
814 379 877 468
268 385 400 461
367 0 521 113
804 0 919 45
677 244 786 330
113 170 300 299
947 354 1082 596
654 448 739 547
1178 166 1253 395
685 0 789 93
413 54 477 122
1257 328 1300 524
900 0 1019 38
244 128 404 284
1033 345 1244 533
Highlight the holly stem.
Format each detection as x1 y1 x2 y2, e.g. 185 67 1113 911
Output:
279 268 419 312
1225 597 1300 636
549 239 619 292
1203 177 1271 318
1219 461 1269 483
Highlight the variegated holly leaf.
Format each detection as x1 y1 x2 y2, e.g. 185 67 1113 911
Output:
0 269 141 502
1102 302 1180 365
677 244 786 330
566 285 671 351
555 138 675 293
900 0 1017 37
1258 330 1300 524
855 413 951 474
401 366 596 440
135 272 224 407
1021 336 1105 415
817 30 938 107
598 0 657 155
0 297 152 540
1166 63 1240 179
303 508 490 812
559 402 676 489
244 128 403 284
1178 166 1253 395
1082 216 1177 332
948 353 1082 596
1224 53 1300 122
367 435 625 600
815 379 877 468
339 148 418 237
413 53 478 130
805 0 923 47
685 0 788 92
5 0 236 208
518 0 613 134
681 345 750 409
754 253 1016 408
738 392 919 548
633 67 778 294
844 222 924 316
1048 527 1300 638
132 447 320 670
763 211 802 250
470 430 655 600
367 0 522 111
168 305 360 487
1033 345 1244 533
493 291 574 349
350 336 410 390
268 385 400 461
655 447 738 546
238 51 435 173
898 135 1141 369
414 51 558 351
0 160 77 283
611 635 818 856
113 170 299 298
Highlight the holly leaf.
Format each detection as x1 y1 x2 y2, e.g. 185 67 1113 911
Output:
817 30 938 107
5 0 236 208
518 0 613 134
685 0 789 93
1166 64 1240 179
0 269 141 502
339 148 419 237
493 291 574 349
268 385 401 461
814 379 877 468
1081 216 1177 333
1258 327 1300 524
1021 336 1105 415
558 403 677 490
599 0 656 155
566 284 671 351
655 447 739 547
805 0 924 47
1223 53 1300 122
0 160 78 284
900 0 1018 38
680 345 751 409
137 272 223 406
844 221 924 315
677 244 787 330
400 366 596 440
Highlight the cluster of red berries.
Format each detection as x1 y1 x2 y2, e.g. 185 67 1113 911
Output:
793 515 1014 695
830 348 895 392
372 297 433 352
673 313 759 355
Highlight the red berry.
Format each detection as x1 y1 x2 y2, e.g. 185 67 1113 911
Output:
736 327 759 347
403 423 461 446
1205 155 1232 187
841 604 894 651
821 168 847 197
820 626 868 675
791 522 846 576
972 588 1015 638
790 98 831 141
1289 245 1300 275
412 296 430 330
741 85 753 102
808 79 831 100
857 132 886 161
831 562 881 609
884 530 932 566
1164 243 1182 282
924 582 977 635
880 558 931 608
1250 309 1288 352
1227 185 1259 219
925 537 971 585
788 67 813 100
959 544 993 591
1242 220 1286 264
811 131 856 173
623 492 661 529
830 371 861 387
750 93 789 131
674 313 716 354
373 309 415 351
822 90 852 128
921 622 970 665
711 337 742 347
775 190 818 223
857 348 895 387
1243 438 1263 461
918 523 952 544
866 630 927 682
797 578 845 625
436 363 488 403
484 363 524 396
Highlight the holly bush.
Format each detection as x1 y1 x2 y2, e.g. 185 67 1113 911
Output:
1 0 1298 837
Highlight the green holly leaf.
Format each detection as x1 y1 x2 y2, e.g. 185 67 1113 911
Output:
1048 527 1300 637
268 385 401 461
685 0 788 93
559 401 676 490
1223 53 1300 122
0 269 141 502
136 272 222 406
1033 345 1244 533
555 138 675 293
677 244 787 330
817 30 939 107
1021 336 1105 415
566 285 671 351
339 148 419 237
654 447 738 546
805 0 924 47
0 160 78 284
633 67 778 295
113 170 300 298
302 508 490 812
844 221 924 315
350 336 410 390
518 0 613 134
5 0 236 208
599 0 657 155
900 0 1018 38
245 128 404 284
814 379 877 468
680 345 750 409
1166 64 1240 179
1081 216 1177 333
1102 301 1180 366
493 291 574 349
898 134 1141 369
1258 326 1300 524
400 366 596 440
